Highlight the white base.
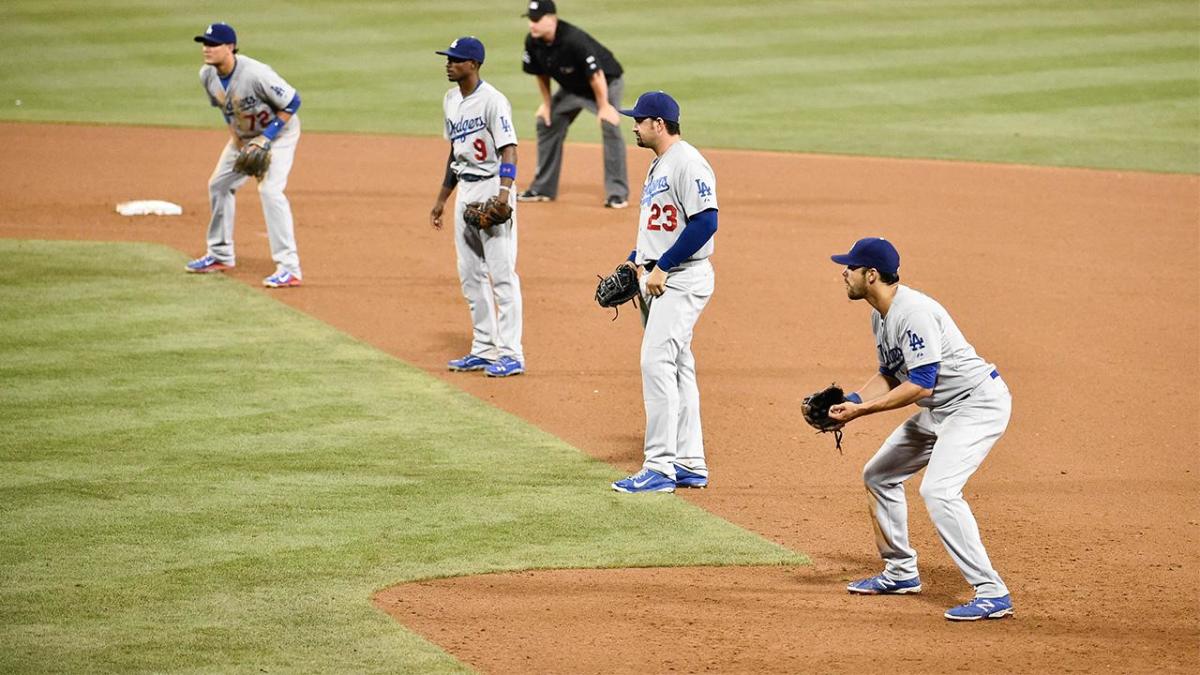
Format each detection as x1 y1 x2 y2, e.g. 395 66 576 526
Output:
116 200 182 216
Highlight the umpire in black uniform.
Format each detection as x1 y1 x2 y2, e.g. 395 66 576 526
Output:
518 0 629 208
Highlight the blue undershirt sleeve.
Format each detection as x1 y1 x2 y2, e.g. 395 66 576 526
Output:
282 93 301 115
908 362 939 389
262 94 302 141
655 208 717 271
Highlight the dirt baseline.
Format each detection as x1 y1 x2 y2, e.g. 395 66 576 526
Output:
2 123 1197 673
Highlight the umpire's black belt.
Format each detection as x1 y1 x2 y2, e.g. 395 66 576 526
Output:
458 173 495 182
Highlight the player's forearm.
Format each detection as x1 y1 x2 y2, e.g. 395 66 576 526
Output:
856 380 931 416
433 185 453 207
498 145 517 194
854 371 896 402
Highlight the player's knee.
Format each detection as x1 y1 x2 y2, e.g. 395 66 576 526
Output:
862 464 889 493
918 479 958 507
639 348 669 375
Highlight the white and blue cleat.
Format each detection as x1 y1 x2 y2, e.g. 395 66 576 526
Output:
672 463 709 489
448 354 493 372
484 356 524 378
846 573 923 595
611 468 676 493
944 594 1013 621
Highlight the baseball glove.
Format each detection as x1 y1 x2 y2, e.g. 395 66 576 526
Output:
595 264 639 320
233 137 272 179
802 384 847 452
462 196 513 229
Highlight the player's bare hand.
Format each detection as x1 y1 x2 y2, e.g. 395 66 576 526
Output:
829 402 860 423
597 103 620 127
430 203 445 230
535 103 551 128
645 266 668 296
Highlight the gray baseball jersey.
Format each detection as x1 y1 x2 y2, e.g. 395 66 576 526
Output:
871 285 996 409
443 81 518 178
200 55 298 140
634 140 717 266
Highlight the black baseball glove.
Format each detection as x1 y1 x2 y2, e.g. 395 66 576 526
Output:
595 264 640 319
462 196 513 229
233 136 272 179
802 384 847 452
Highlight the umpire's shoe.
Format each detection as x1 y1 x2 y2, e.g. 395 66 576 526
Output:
846 573 922 595
612 468 676 493
448 354 492 372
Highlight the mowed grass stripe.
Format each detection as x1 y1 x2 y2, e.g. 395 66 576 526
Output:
0 1 1195 170
0 240 804 673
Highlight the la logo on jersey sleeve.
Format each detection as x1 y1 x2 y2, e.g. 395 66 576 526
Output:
905 329 927 360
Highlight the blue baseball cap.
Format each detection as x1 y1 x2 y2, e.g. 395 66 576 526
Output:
194 22 237 45
619 91 681 123
830 237 901 274
436 36 485 63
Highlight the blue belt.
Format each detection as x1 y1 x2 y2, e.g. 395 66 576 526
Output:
458 173 494 182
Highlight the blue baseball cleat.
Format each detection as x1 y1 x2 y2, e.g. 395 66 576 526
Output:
185 254 233 274
611 468 676 493
448 354 493 372
673 464 708 489
263 269 301 288
484 356 524 378
846 573 923 595
944 594 1013 621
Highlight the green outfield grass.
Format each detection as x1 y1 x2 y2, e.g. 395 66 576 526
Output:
0 0 1196 172
0 241 804 672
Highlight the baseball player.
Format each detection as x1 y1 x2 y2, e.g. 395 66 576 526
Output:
825 237 1014 621
185 22 304 288
609 92 718 493
429 37 525 378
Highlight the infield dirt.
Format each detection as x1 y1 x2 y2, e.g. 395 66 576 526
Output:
3 123 1196 673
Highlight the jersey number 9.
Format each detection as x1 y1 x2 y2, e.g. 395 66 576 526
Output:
473 138 487 161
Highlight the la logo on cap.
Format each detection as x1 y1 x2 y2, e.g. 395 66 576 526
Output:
206 26 214 34
530 1 540 8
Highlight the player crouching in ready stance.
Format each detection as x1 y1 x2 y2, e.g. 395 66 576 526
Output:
820 237 1014 621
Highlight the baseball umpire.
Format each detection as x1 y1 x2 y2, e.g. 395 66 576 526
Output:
186 22 304 288
517 1 630 208
821 237 1015 621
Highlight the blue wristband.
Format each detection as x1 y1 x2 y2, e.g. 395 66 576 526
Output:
845 392 863 404
499 162 517 179
262 117 285 141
